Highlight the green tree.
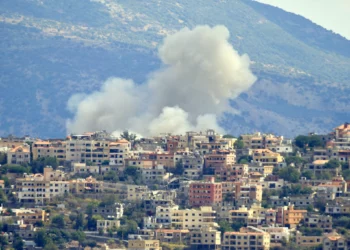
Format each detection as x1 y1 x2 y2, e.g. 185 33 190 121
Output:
71 230 86 247
218 220 233 234
278 166 300 183
0 153 7 165
342 169 350 180
34 229 47 247
301 170 315 180
0 189 8 204
295 135 309 148
103 171 119 182
124 166 142 184
173 160 184 175
285 156 306 166
51 215 65 228
31 157 58 173
44 241 59 250
234 139 244 149
74 213 85 230
13 235 24 250
237 155 252 164
324 159 341 169
120 130 137 142
86 160 93 166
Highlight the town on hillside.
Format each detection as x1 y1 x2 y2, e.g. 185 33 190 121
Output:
0 123 350 250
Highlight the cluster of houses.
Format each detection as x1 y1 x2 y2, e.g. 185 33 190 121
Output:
0 123 349 249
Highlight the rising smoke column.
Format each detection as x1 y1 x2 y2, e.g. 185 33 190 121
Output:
66 25 257 136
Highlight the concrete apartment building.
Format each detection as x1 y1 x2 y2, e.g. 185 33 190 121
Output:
128 240 162 250
222 226 271 250
72 162 99 175
306 159 341 177
156 206 218 230
154 229 190 244
234 182 263 204
32 140 66 162
156 152 175 168
92 203 123 219
252 149 285 167
189 177 222 207
65 133 111 164
241 133 284 149
174 150 204 179
323 231 348 250
13 208 48 225
141 165 169 183
15 167 69 204
277 205 307 228
109 139 131 166
215 164 249 181
190 227 221 250
69 176 103 194
261 227 290 244
204 150 236 170
97 219 120 233
295 231 324 248
303 214 333 233
7 145 30 165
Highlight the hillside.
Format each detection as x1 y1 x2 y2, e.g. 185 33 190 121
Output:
0 0 349 137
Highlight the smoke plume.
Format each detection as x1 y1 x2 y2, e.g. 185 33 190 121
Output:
66 25 256 136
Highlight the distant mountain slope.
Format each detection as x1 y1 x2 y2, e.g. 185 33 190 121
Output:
0 0 349 137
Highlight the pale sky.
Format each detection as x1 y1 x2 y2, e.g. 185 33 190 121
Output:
255 0 350 40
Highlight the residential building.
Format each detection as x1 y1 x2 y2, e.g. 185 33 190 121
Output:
189 177 223 207
15 167 69 204
174 150 204 179
261 227 290 243
279 205 307 228
69 176 103 194
32 140 66 162
141 165 169 183
303 214 333 233
97 219 120 233
128 240 162 250
13 208 48 224
72 163 99 175
155 229 190 244
156 206 218 230
204 150 236 170
323 231 348 250
222 226 270 250
7 145 30 165
92 203 123 219
190 227 221 250
295 231 323 248
252 149 285 168
109 139 131 166
306 160 340 177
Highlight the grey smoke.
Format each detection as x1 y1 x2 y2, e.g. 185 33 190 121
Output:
66 25 257 136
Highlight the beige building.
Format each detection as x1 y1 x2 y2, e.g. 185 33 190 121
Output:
69 176 103 194
7 145 30 165
72 163 99 175
15 167 69 204
128 240 162 250
252 149 285 167
174 150 204 179
156 206 218 230
97 219 120 233
13 208 48 224
204 150 236 170
190 227 221 250
222 226 270 250
155 229 190 244
295 231 323 248
323 231 347 250
32 140 66 162
109 139 131 166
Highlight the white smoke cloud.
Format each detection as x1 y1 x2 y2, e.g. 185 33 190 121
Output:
66 25 257 136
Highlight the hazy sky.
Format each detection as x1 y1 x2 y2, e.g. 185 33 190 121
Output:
256 0 350 40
